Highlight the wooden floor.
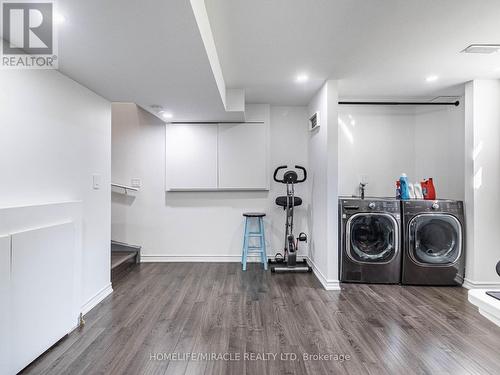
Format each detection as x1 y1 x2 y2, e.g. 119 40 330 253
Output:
23 263 500 375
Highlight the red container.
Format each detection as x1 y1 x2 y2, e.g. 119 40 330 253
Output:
421 178 436 200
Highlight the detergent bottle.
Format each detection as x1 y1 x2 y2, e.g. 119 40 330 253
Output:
421 178 436 200
414 183 424 199
408 183 416 199
399 173 410 200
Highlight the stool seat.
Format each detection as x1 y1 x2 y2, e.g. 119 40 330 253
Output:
243 212 266 217
275 196 302 207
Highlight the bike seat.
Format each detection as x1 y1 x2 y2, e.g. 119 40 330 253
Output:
275 196 302 207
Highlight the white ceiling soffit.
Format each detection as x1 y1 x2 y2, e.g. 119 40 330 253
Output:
56 0 243 122
190 0 245 114
205 0 500 105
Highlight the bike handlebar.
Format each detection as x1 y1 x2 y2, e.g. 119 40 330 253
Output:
294 165 307 183
273 165 307 184
273 165 288 182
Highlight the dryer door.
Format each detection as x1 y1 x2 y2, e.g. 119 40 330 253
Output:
408 213 462 266
346 213 399 264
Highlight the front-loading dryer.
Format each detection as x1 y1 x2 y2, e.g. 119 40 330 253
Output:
339 198 402 284
401 200 465 286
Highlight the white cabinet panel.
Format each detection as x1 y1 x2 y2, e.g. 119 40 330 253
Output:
218 123 268 189
165 122 269 191
0 236 10 375
10 222 75 374
166 124 218 190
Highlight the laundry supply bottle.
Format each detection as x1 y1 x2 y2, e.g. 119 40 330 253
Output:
414 183 424 199
399 173 410 200
421 178 436 200
396 180 401 199
408 183 416 199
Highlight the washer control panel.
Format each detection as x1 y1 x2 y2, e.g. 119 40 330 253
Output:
341 198 400 214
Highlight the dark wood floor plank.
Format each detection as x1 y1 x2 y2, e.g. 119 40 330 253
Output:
21 263 500 375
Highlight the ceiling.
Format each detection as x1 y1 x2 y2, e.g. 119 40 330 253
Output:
56 0 241 122
205 0 500 105
53 0 500 118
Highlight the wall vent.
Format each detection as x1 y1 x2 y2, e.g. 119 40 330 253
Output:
309 112 319 131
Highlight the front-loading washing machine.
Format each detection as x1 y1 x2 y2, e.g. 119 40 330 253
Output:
339 197 402 284
401 200 465 286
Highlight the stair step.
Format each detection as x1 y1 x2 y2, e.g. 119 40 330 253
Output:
111 251 137 270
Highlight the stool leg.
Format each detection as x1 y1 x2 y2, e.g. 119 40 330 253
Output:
259 217 268 270
242 217 248 271
241 218 247 264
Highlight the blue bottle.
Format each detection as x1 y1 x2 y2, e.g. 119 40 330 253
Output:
399 173 410 200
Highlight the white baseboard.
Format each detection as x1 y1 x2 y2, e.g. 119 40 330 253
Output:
306 257 341 291
81 283 113 315
468 289 500 327
463 278 500 290
140 254 275 263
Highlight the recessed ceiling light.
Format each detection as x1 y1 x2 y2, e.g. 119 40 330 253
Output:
462 44 500 54
295 74 309 83
426 75 439 83
160 111 173 119
54 13 66 24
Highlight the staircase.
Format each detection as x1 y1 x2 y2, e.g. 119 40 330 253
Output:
111 240 141 283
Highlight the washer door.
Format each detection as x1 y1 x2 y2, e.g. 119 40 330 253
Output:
408 214 462 266
346 213 399 264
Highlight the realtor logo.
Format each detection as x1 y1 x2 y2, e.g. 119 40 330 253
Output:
1 1 58 68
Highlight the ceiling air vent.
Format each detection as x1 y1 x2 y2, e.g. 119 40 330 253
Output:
309 112 319 131
462 44 500 54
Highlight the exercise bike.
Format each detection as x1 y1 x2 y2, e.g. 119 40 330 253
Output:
269 165 312 273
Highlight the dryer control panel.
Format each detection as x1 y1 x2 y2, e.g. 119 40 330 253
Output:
402 200 463 215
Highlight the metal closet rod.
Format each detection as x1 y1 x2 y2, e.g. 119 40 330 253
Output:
169 121 265 124
169 102 459 125
339 100 460 106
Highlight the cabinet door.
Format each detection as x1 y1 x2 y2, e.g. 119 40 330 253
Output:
11 223 75 375
166 124 218 190
0 236 10 375
218 123 268 190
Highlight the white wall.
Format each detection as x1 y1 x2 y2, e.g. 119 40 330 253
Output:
415 104 465 200
338 104 465 200
464 80 500 288
0 70 112 309
111 104 310 261
338 106 415 197
307 81 339 288
308 85 328 279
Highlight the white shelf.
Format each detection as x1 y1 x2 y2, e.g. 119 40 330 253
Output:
111 183 139 193
167 187 269 192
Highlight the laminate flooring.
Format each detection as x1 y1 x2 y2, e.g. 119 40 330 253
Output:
22 263 500 375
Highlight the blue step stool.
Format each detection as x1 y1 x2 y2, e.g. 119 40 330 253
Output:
241 212 267 271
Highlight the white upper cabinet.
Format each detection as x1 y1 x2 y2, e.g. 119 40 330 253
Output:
165 122 268 191
165 124 218 190
218 123 268 190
